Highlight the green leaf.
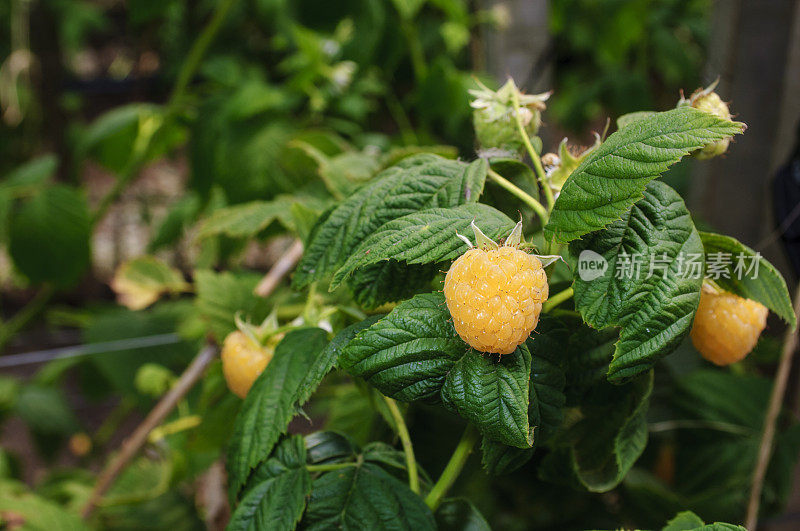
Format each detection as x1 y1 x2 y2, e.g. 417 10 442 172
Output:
564 324 617 406
559 371 653 492
348 261 440 310
435 498 492 531
570 181 704 382
0 154 56 193
305 431 360 465
303 462 435 530
148 192 201 252
339 293 465 403
194 270 272 342
229 436 310 531
545 107 744 243
197 200 288 239
662 511 707 531
294 155 487 288
330 204 515 289
698 231 795 326
341 292 532 446
442 346 532 448
227 328 330 497
0 480 88 531
481 315 568 473
111 256 188 310
617 111 656 130
9 185 90 287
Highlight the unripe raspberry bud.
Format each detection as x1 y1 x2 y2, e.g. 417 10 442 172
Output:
690 284 767 366
470 79 549 157
678 79 732 159
444 222 550 354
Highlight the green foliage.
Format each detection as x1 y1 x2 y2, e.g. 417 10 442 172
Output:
698 232 796 325
545 107 743 243
194 270 273 342
227 328 331 497
570 181 704 381
8 185 91 287
229 436 311 530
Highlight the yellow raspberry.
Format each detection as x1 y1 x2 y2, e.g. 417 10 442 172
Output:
444 222 549 354
690 286 768 366
221 331 277 398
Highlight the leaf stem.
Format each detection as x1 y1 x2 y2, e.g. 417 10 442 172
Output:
487 169 548 227
306 462 358 473
542 287 573 313
510 89 555 211
425 423 480 510
0 284 55 353
383 396 420 494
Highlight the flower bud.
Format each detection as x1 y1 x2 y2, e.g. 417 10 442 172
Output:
678 79 732 159
470 78 549 158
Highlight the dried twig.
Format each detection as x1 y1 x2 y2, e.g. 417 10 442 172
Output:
254 239 303 297
81 344 217 519
745 283 800 530
81 239 306 519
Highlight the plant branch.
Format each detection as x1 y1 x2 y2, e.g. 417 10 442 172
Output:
81 344 217 519
383 396 420 494
306 462 358 473
487 169 548 227
542 286 573 313
510 89 554 211
425 423 480 510
745 283 800 530
0 284 54 353
254 239 304 297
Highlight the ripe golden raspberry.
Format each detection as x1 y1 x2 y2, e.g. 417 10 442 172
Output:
444 222 549 354
221 330 277 398
690 286 768 366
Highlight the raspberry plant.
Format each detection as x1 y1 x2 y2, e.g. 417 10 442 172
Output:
107 78 797 530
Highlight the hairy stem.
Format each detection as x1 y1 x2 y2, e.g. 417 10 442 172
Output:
542 287 573 313
383 396 420 494
510 89 554 211
487 169 548 227
425 423 480 510
745 284 800 530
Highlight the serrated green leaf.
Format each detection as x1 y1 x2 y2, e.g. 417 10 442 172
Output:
662 511 709 531
305 431 360 465
442 345 532 448
303 462 435 530
227 328 330 497
341 292 532 447
339 293 465 403
698 231 795 326
348 261 440 310
617 111 656 130
330 204 514 289
9 185 91 287
197 200 288 239
561 371 653 492
545 107 744 243
435 498 492 531
111 256 188 310
481 315 568 473
564 324 617 406
230 436 310 531
194 270 272 342
294 156 487 288
570 181 704 382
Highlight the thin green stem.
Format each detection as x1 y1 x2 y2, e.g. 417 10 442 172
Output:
648 419 756 437
425 424 480 510
383 396 420 494
510 89 555 211
168 0 239 112
0 284 55 353
384 87 417 145
306 462 358 473
487 169 548 227
400 20 427 82
543 287 573 313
